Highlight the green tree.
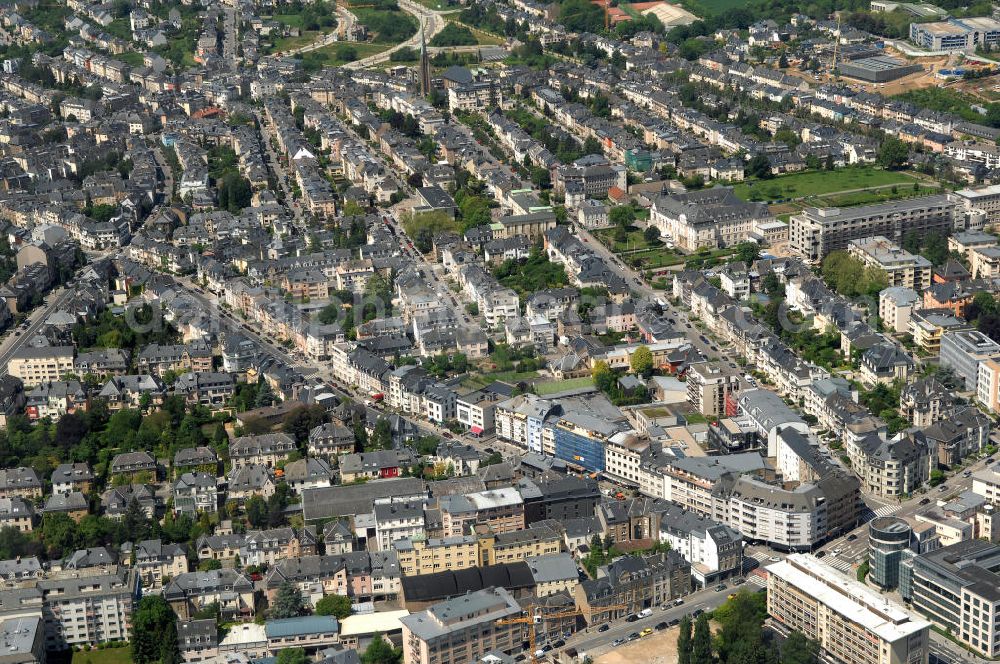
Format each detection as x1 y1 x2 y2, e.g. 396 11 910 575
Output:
132 596 180 664
747 153 773 179
369 418 393 451
362 635 403 664
40 513 78 559
283 405 326 444
734 241 760 265
643 226 661 244
609 205 636 227
271 581 305 619
692 614 713 664
780 632 819 664
592 360 615 393
677 614 693 664
630 345 654 377
315 594 353 619
161 619 182 664
255 380 275 408
878 136 909 170
277 648 309 664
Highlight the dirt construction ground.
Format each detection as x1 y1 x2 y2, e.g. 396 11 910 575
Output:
593 629 680 664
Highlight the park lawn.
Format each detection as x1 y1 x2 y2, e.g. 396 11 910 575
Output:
810 184 941 208
461 23 506 45
733 168 918 202
308 41 392 64
73 648 132 664
117 51 146 67
684 0 741 13
411 0 462 9
625 247 686 269
594 227 657 253
268 32 320 53
535 376 595 395
270 13 306 29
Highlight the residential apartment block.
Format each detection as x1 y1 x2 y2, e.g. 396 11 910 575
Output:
400 587 522 664
768 554 929 664
789 195 960 261
848 236 932 290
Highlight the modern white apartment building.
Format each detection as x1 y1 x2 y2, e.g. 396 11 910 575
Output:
37 569 141 649
879 287 920 335
767 554 930 664
973 460 1000 506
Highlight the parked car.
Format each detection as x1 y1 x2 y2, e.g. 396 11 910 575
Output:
598 624 610 633
715 584 727 592
627 632 640 642
611 639 625 647
655 622 668 631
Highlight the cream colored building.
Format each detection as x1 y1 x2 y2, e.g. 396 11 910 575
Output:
7 346 75 386
767 554 930 664
848 236 932 291
393 536 480 576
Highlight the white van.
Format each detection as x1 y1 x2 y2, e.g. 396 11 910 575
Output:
637 608 653 619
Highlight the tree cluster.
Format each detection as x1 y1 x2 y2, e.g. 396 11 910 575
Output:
820 251 887 298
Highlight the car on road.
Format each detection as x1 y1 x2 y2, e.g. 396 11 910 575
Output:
553 640 565 649
964 470 972 478
768 556 780 562
655 622 668 631
637 608 653 619
939 484 948 491
611 639 625 647
847 534 857 541
640 628 653 638
815 551 826 558
919 497 930 505
625 615 639 623
598 624 610 633
715 584 727 592
673 598 684 606
668 618 680 627
692 609 704 618
627 632 640 642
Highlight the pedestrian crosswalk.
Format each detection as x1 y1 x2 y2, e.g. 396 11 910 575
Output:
825 557 853 573
871 504 901 518
749 551 772 563
746 575 766 588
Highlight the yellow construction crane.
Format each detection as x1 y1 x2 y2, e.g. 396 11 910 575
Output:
497 604 629 664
